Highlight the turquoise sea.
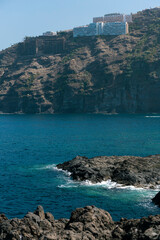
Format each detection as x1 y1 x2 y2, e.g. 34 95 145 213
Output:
0 114 160 221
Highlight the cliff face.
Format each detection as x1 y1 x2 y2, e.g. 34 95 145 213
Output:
0 8 160 114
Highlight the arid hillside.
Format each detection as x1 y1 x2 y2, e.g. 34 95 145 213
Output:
0 8 160 113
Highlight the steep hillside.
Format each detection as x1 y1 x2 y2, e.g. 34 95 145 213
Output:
0 8 160 113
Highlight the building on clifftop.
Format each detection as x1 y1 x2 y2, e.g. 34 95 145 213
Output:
73 22 128 37
43 31 57 36
73 13 131 37
93 13 132 23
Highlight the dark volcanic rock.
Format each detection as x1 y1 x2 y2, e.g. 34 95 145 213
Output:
152 192 160 207
0 206 160 240
57 155 160 188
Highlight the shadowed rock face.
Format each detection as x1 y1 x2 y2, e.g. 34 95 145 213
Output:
152 192 160 207
57 155 160 188
0 205 160 240
1 8 160 114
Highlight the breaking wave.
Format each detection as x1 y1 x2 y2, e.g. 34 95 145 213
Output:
58 178 151 191
38 165 160 191
38 164 71 176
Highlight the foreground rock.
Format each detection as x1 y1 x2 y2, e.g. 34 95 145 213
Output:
152 192 160 207
0 205 160 240
57 155 160 188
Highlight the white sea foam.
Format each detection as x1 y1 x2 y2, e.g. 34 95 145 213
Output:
80 180 160 190
78 180 146 190
58 179 79 188
145 116 160 118
39 165 160 191
39 164 71 176
58 178 154 191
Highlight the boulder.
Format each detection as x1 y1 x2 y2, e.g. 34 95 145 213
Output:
34 205 45 220
152 191 160 207
0 206 160 239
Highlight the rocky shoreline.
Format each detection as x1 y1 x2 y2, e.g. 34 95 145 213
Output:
57 155 160 189
1 156 160 239
0 205 160 240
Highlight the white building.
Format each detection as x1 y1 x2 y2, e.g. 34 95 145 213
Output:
43 31 57 36
73 22 128 37
93 13 132 23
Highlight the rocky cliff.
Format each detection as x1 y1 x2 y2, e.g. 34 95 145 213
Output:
1 8 160 113
0 205 160 240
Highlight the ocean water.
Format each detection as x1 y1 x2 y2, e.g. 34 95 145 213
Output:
0 114 160 221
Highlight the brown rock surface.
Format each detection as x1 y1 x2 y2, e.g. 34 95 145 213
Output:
0 205 160 240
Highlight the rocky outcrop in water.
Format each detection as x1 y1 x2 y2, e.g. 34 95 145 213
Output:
0 205 160 240
152 192 160 207
57 155 160 188
0 8 160 113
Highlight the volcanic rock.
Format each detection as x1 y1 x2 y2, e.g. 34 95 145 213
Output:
152 192 160 207
0 206 160 239
57 155 160 188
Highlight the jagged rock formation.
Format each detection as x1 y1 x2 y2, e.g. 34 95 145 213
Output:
152 192 160 207
0 205 160 240
57 155 160 188
0 8 160 113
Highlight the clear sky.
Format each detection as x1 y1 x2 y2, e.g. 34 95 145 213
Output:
0 0 160 51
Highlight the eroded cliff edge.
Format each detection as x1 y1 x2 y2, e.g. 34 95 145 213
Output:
0 8 160 113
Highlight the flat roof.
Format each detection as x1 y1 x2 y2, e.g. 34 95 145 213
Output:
104 13 121 16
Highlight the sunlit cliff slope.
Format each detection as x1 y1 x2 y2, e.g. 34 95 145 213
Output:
0 8 160 113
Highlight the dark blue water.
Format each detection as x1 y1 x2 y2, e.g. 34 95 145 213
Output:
0 114 160 221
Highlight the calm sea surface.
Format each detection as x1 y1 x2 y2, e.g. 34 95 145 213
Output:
0 114 160 220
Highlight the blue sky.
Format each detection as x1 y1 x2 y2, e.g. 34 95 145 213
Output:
0 0 160 51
